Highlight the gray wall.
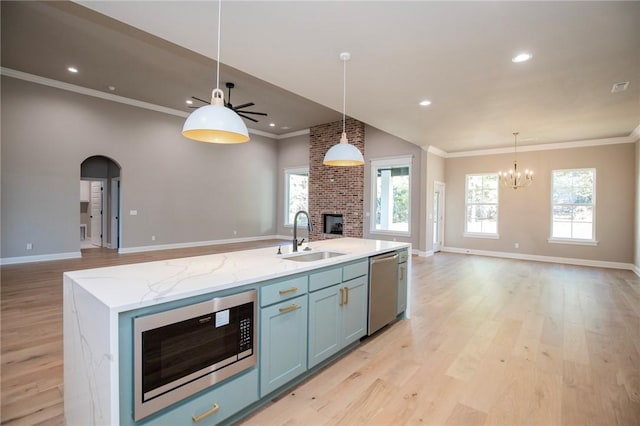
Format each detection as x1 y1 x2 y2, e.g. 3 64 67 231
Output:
1 76 278 259
275 133 310 238
444 143 635 263
363 125 424 250
636 140 640 269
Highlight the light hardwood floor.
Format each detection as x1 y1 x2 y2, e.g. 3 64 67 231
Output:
2 244 640 425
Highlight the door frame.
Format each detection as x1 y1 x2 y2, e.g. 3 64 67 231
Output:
110 177 121 249
433 181 445 252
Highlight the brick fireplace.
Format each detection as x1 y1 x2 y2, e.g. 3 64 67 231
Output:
308 118 364 240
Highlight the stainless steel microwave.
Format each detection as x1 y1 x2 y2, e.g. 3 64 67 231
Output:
133 289 257 421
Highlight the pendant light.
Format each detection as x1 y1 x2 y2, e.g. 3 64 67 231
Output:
323 52 364 166
182 0 249 144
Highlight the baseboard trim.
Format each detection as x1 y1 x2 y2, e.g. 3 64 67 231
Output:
0 251 82 266
633 264 640 277
118 235 287 254
441 246 634 271
415 250 434 257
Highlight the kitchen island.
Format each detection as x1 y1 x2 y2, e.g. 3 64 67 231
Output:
64 238 410 425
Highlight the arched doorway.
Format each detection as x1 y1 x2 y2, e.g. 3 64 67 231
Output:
80 156 121 250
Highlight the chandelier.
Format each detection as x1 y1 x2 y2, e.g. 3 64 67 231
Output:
498 132 533 189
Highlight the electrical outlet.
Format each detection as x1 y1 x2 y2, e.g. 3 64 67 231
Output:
26 243 33 250
514 242 519 249
151 235 156 241
233 230 237 236
130 210 138 216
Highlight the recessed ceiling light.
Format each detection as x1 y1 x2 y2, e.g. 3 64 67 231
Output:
611 81 629 93
186 100 193 105
512 53 532 63
419 100 432 106
67 66 78 73
280 126 291 130
108 86 116 91
269 123 276 127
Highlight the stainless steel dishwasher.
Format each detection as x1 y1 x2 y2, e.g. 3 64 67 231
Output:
368 251 399 335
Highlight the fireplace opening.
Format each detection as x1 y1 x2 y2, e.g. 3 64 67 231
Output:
323 214 343 235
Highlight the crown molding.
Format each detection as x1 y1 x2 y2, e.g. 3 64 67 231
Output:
630 124 640 142
425 145 447 157
445 135 637 158
1 67 190 118
1 67 283 139
277 129 310 139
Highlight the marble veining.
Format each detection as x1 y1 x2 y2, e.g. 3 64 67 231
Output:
64 238 410 312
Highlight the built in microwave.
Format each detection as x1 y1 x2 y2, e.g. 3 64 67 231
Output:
133 289 257 421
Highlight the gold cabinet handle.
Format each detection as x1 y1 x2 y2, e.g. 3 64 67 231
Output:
192 403 219 422
339 288 344 306
279 303 299 314
279 286 298 295
345 287 349 305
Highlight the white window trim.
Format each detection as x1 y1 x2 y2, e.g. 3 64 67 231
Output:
464 232 500 239
370 156 412 236
548 237 598 246
549 168 596 244
284 166 309 227
464 173 499 238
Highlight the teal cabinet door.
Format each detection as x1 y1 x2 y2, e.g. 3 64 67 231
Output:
397 261 407 314
341 275 368 346
260 294 308 396
308 285 341 368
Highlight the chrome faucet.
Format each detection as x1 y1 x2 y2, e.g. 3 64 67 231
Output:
293 210 313 252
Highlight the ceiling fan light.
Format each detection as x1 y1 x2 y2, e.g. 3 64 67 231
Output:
182 103 249 144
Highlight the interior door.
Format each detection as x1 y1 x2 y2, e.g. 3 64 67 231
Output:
433 181 445 252
90 181 103 246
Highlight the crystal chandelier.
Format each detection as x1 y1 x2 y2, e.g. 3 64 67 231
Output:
498 132 533 189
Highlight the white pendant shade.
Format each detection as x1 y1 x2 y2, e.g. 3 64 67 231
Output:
323 52 364 167
181 0 250 145
323 132 364 166
182 102 249 144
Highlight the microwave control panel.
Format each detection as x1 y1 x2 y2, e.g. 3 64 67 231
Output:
239 317 252 352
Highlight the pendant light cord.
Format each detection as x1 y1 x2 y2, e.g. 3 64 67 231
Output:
216 0 222 92
342 56 346 134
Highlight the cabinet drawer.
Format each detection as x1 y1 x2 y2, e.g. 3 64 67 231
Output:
138 368 258 425
260 276 308 307
398 249 409 263
309 267 342 292
343 260 368 281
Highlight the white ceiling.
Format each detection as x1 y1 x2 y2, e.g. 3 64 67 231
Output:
3 1 639 152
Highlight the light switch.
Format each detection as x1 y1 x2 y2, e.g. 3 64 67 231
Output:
130 210 138 216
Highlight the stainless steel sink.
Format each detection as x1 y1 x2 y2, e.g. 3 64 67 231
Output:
282 251 345 262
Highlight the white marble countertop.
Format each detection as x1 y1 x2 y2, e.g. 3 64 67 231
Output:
64 238 410 313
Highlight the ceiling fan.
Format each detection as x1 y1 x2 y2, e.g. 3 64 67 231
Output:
190 82 267 123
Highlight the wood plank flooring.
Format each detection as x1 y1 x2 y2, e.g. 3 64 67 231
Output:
2 245 640 425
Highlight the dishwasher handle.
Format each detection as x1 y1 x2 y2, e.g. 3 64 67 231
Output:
370 252 399 264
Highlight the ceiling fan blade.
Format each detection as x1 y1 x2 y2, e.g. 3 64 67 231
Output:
192 96 210 104
238 113 259 123
233 102 254 110
236 111 268 116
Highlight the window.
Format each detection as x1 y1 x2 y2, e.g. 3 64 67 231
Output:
550 168 596 243
465 174 499 237
371 157 411 235
284 167 308 226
